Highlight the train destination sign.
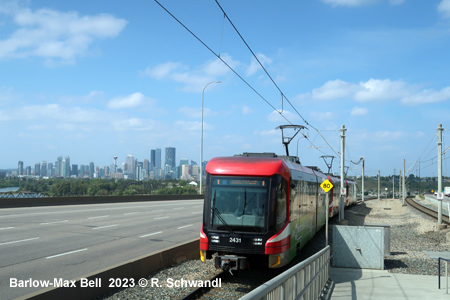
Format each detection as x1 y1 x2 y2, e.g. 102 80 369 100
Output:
215 178 266 187
320 179 333 193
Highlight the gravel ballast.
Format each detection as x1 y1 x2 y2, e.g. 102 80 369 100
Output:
99 198 450 299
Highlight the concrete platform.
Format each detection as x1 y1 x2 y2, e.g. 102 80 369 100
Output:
329 267 449 300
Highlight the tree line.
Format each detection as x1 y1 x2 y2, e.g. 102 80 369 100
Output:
0 178 198 196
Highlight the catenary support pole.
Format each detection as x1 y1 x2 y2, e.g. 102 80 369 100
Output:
392 170 395 199
437 124 444 225
362 159 365 204
402 159 406 206
378 170 380 201
339 125 346 222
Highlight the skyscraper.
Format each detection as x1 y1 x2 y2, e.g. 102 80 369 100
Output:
48 162 53 177
34 162 40 176
143 159 149 178
165 147 176 169
62 158 68 178
65 156 70 177
125 155 135 179
41 161 47 177
18 161 23 176
165 147 176 179
179 158 189 179
89 162 94 178
150 149 156 172
72 164 78 177
155 149 161 169
155 149 162 179
56 156 63 177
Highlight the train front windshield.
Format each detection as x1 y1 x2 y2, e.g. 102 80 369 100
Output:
207 176 269 233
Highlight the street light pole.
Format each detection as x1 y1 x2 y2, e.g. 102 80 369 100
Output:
200 81 221 195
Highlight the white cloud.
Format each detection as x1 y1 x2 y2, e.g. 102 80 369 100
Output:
310 111 334 120
142 55 237 92
246 53 273 76
354 79 408 102
350 106 368 116
256 129 278 136
107 92 150 110
374 130 405 141
144 62 185 79
312 79 359 100
321 0 404 7
302 78 443 105
321 0 378 7
174 120 213 131
0 5 127 63
242 105 252 115
203 54 237 76
438 0 450 18
0 86 21 103
267 109 300 123
19 104 98 122
113 118 158 132
401 87 450 105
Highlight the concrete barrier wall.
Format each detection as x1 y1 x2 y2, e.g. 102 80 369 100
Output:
0 194 203 209
14 238 200 300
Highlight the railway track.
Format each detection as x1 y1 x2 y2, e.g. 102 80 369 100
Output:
181 197 448 300
179 271 229 300
179 265 286 300
405 197 450 225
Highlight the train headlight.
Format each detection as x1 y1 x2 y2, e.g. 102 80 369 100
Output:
211 235 220 243
253 238 263 245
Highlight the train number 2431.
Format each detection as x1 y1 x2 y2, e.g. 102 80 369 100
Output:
229 237 241 243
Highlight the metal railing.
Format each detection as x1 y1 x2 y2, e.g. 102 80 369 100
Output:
239 245 331 300
439 257 450 294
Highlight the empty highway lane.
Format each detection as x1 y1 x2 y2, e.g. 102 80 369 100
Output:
0 199 203 300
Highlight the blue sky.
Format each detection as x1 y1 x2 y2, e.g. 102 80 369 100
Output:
1 0 450 177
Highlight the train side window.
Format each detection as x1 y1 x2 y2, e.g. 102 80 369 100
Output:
275 177 287 231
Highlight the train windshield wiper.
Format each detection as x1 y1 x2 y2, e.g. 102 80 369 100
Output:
212 207 234 234
211 191 234 233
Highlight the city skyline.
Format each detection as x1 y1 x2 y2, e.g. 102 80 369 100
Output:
1 1 450 178
13 146 202 180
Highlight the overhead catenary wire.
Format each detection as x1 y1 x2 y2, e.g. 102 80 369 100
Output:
213 0 341 158
154 0 291 126
155 0 341 159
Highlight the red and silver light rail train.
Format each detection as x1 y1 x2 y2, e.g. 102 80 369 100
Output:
200 153 357 272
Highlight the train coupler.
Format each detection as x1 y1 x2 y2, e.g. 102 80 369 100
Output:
214 255 247 274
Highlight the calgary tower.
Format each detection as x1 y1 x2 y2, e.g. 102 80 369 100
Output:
113 156 118 173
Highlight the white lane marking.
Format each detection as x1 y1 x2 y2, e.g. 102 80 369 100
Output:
88 215 109 219
173 207 185 210
177 224 193 229
92 224 119 230
41 220 69 225
46 248 88 259
0 237 39 246
191 212 202 214
124 212 140 215
0 200 204 218
152 209 165 212
154 216 168 220
140 231 162 238
0 227 14 230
